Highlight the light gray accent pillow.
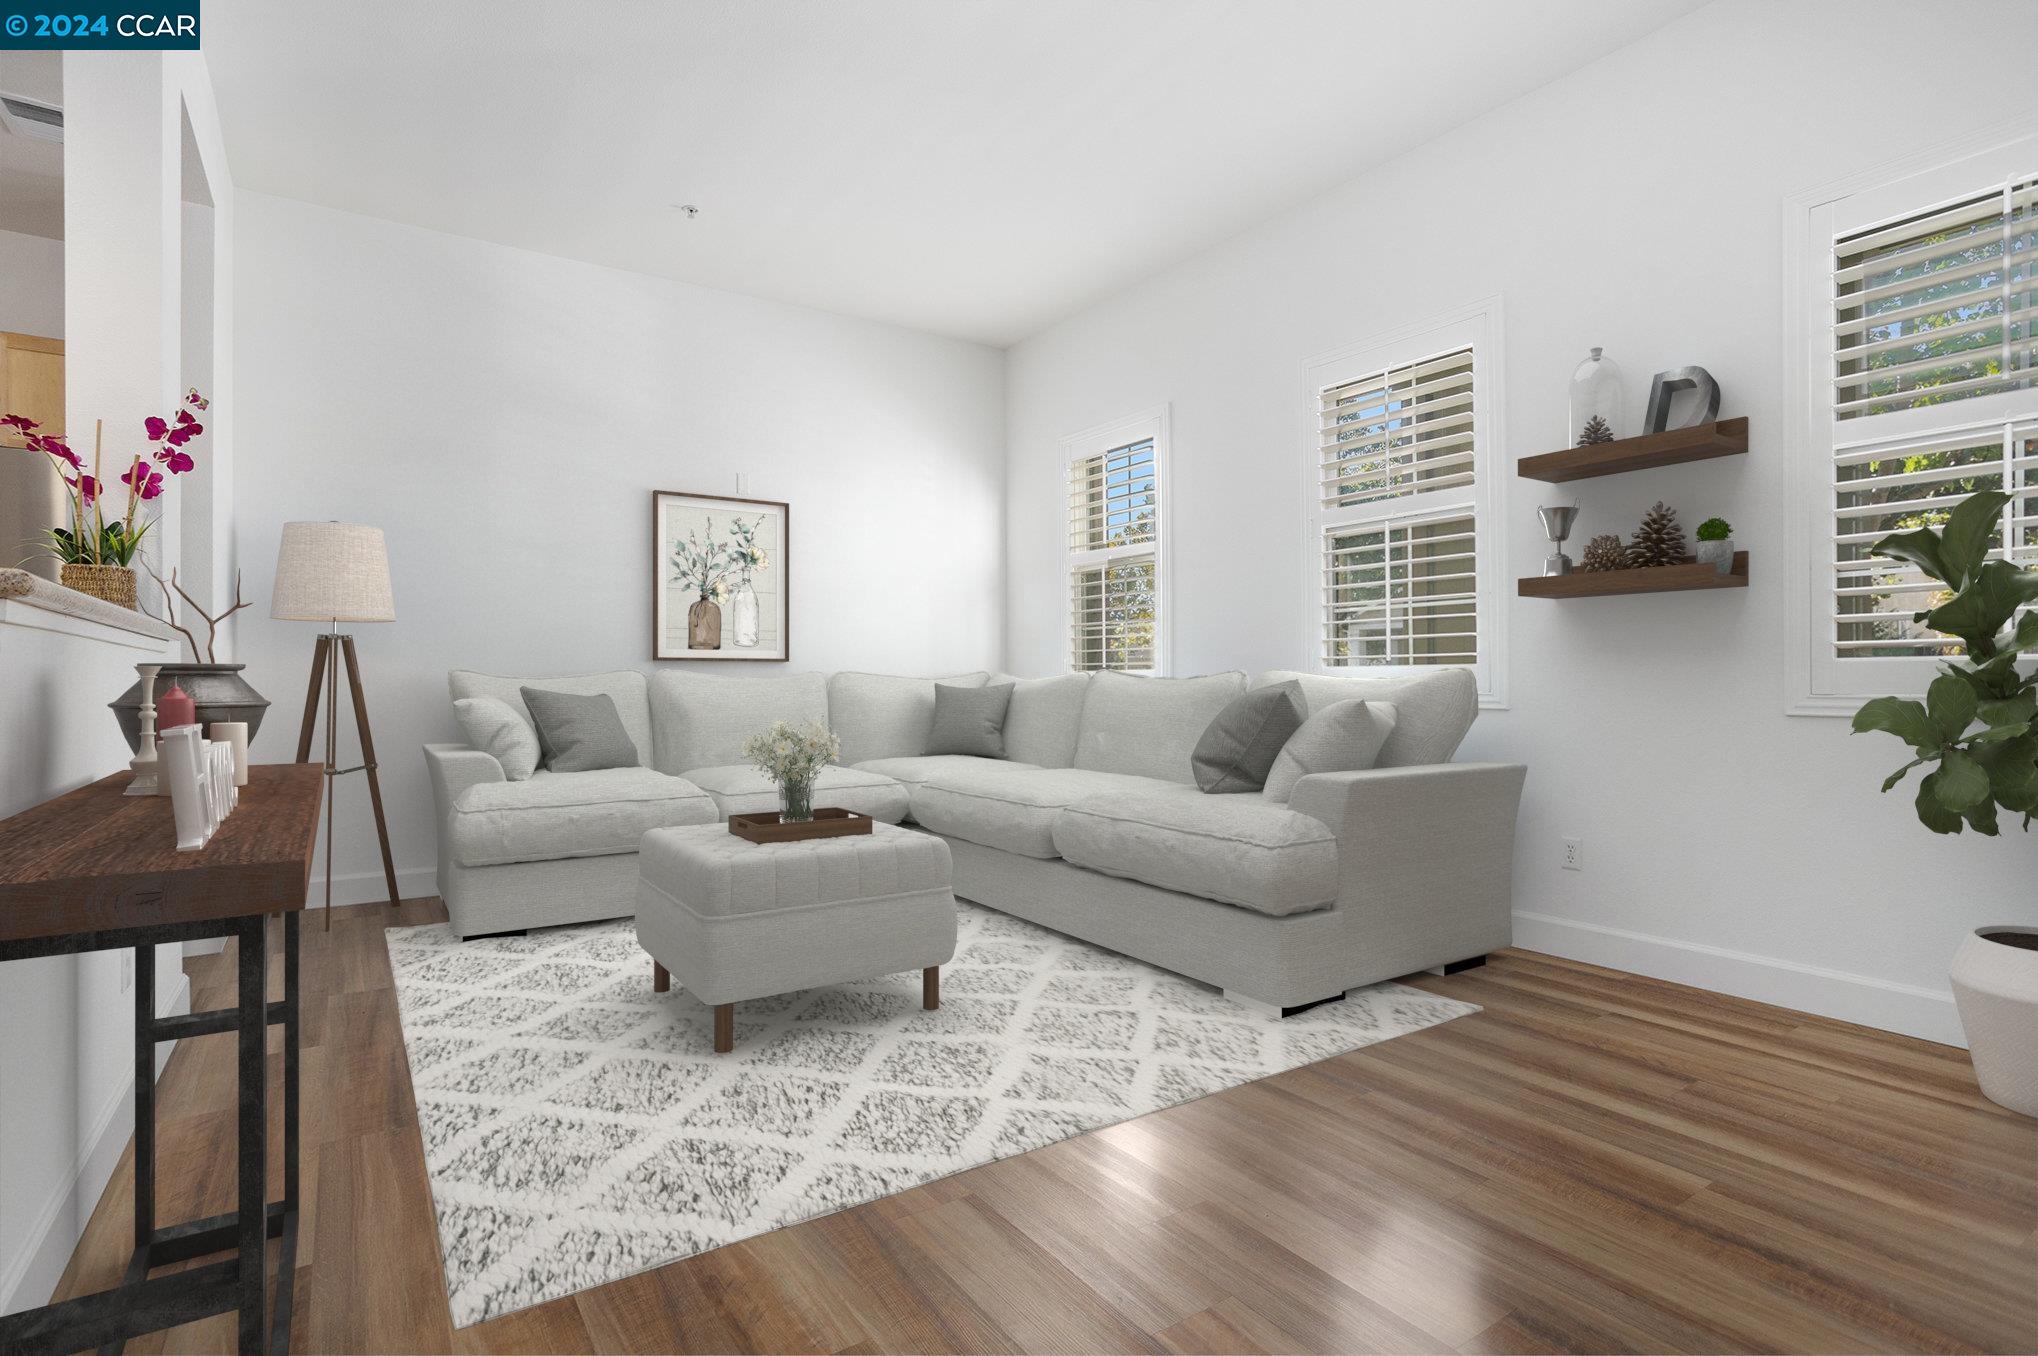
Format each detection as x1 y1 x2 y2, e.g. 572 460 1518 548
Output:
1073 670 1248 784
826 670 990 764
449 669 651 766
1262 699 1397 803
452 696 541 781
648 671 829 774
926 682 1014 757
520 687 642 773
1000 673 1090 768
1191 681 1305 793
1250 668 1474 768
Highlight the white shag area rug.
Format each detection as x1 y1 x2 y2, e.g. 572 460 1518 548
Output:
386 902 1478 1326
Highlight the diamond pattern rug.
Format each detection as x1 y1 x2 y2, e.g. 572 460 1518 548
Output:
386 902 1479 1326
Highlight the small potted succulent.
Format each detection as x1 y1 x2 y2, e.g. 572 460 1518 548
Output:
1852 490 2038 1116
741 719 840 822
1694 516 1734 575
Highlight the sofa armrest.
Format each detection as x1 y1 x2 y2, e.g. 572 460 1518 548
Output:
423 742 505 813
1289 762 1527 976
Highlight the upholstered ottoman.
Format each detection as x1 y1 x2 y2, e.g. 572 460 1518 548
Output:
634 821 958 1051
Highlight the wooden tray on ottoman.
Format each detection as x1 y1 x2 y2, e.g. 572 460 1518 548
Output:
728 807 874 843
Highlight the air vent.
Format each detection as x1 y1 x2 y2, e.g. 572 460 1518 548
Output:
0 94 63 143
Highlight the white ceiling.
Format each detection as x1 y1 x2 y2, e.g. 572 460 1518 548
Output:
0 52 63 240
205 0 1703 346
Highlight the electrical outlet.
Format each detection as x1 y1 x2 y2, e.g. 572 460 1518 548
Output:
121 952 134 992
1562 837 1583 871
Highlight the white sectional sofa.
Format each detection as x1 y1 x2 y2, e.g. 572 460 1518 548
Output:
423 666 1525 1011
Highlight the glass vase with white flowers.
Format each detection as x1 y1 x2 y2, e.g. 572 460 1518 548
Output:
740 719 839 822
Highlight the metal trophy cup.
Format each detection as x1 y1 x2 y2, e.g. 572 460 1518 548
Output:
1538 504 1580 576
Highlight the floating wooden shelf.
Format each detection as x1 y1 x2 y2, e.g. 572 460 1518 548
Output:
1518 417 1749 483
1518 551 1748 599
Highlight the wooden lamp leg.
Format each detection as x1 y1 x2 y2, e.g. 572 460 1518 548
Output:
339 636 401 909
292 634 331 764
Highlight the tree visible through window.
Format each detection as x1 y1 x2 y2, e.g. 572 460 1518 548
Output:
1067 431 1160 672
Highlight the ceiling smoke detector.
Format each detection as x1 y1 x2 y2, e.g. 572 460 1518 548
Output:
0 93 62 143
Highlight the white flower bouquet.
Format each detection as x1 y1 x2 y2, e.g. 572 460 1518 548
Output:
740 719 839 821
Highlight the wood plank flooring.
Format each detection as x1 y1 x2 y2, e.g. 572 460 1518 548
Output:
46 898 2038 1354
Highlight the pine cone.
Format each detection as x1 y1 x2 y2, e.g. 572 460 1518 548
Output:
1577 414 1615 446
1581 534 1628 572
1627 502 1687 568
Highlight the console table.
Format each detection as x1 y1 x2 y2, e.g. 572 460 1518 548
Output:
0 763 322 1356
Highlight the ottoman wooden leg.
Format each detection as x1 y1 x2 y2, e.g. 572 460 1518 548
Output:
713 1003 734 1053
923 965 940 1010
652 961 669 993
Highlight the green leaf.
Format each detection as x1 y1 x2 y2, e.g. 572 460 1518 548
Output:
1881 757 1927 792
1927 673 1977 743
1870 525 1952 589
1926 560 2038 655
1915 771 1964 834
1982 738 2038 812
1851 696 1939 753
1977 691 2038 727
2014 610 2038 654
1963 795 2002 836
1969 723 2032 743
1934 748 1993 811
1936 490 2009 591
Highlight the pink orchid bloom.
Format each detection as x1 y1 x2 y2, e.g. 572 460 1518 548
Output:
158 448 195 474
36 436 81 469
186 389 208 410
1 412 38 433
120 462 163 500
145 415 169 441
72 473 100 504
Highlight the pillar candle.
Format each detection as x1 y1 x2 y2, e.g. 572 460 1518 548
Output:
155 682 196 732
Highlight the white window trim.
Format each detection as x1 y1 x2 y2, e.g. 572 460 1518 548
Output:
1783 129 2038 716
1299 297 1508 708
1060 404 1171 675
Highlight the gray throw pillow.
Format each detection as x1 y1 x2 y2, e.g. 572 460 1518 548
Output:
453 696 541 780
926 682 1014 757
519 687 641 772
1262 699 1397 803
1191 681 1305 793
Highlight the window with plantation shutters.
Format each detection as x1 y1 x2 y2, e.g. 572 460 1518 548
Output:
1305 309 1499 699
1802 147 2038 703
1063 411 1166 673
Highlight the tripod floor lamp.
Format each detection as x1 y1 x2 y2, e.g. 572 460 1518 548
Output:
271 521 399 927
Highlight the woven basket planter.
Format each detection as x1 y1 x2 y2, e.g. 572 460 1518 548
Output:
60 562 139 611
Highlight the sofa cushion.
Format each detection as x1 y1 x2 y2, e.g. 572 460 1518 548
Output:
853 754 1036 785
521 687 641 773
1052 791 1338 917
448 767 715 867
683 764 911 823
1000 673 1090 768
450 669 651 767
453 696 540 781
1073 670 1248 783
926 681 1013 757
1191 680 1304 793
826 671 989 765
1262 699 1396 803
650 671 829 775
912 763 1185 858
1251 668 1475 768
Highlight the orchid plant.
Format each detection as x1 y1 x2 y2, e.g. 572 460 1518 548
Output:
4 389 208 568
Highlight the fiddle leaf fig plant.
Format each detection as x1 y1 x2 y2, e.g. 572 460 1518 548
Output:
1853 490 2038 835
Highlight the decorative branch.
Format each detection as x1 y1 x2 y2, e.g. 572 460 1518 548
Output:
141 562 202 660
143 565 249 662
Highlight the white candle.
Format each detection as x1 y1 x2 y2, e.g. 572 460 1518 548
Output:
209 721 250 787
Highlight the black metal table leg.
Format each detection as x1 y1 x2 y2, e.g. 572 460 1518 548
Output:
236 914 267 1356
270 909 301 1356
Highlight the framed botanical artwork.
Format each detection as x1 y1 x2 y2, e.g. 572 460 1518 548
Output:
652 490 789 661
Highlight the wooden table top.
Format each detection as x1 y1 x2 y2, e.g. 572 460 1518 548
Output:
0 763 324 944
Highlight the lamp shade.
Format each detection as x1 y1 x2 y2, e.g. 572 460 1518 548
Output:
270 521 395 622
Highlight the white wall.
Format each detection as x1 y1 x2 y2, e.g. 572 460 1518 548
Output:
0 49 232 1313
1005 0 2038 1045
0 229 63 336
232 192 1006 903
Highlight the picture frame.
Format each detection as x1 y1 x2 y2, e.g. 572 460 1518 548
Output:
652 490 790 661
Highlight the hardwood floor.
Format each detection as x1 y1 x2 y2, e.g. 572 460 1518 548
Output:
48 898 2038 1354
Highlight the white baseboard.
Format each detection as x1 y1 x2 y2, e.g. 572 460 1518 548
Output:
0 971 189 1315
1512 911 1964 1047
306 863 437 910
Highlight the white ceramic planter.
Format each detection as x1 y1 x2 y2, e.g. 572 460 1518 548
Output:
1951 926 2038 1117
1695 538 1735 576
